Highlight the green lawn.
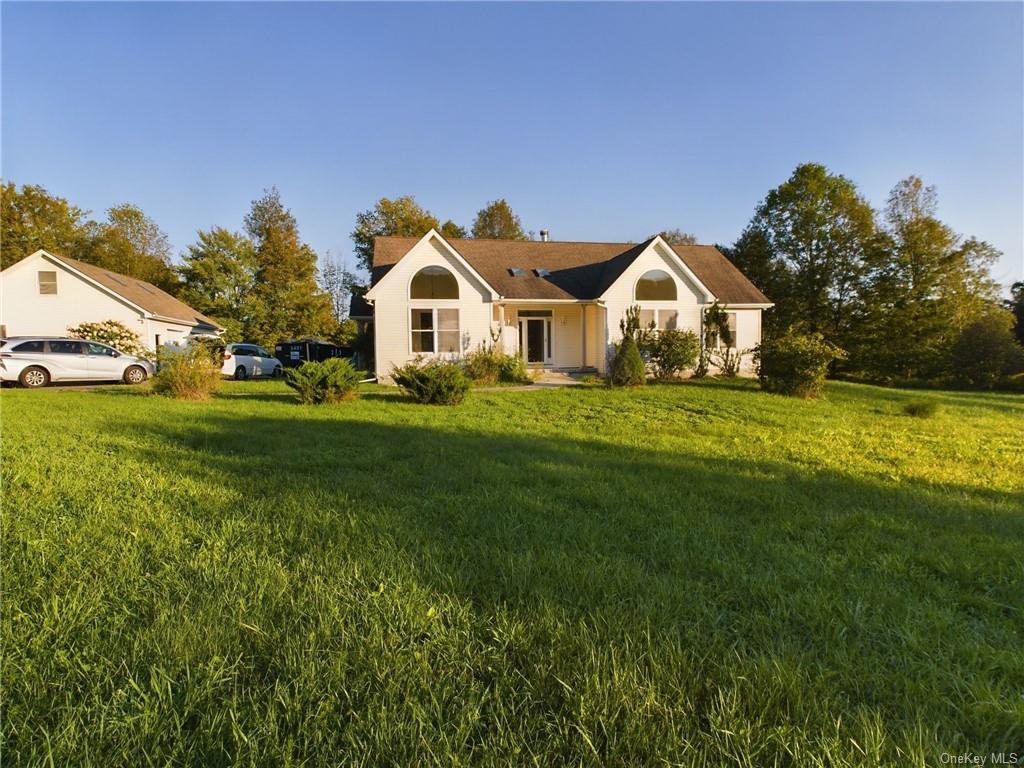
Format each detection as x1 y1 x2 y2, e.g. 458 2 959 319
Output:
2 379 1022 766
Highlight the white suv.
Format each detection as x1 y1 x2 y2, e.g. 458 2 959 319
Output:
0 337 155 387
221 344 283 380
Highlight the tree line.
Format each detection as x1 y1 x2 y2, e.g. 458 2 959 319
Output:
719 163 1022 384
3 172 1020 384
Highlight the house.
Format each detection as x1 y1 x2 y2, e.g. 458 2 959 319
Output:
357 231 772 380
0 250 222 348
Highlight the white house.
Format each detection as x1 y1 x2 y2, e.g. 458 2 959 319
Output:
355 231 772 380
0 250 222 348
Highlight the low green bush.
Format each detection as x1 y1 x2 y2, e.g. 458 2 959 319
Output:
610 335 646 387
903 400 939 418
285 358 362 404
153 347 222 400
755 331 846 399
461 347 531 386
648 329 699 379
392 358 470 405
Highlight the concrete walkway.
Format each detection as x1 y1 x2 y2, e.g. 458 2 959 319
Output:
475 369 592 392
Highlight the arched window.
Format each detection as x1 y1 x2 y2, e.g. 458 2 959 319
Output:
635 269 676 301
410 266 459 300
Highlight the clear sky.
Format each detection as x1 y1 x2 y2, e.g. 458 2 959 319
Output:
2 2 1022 286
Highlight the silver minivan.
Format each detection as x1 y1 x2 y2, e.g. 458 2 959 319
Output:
0 337 156 387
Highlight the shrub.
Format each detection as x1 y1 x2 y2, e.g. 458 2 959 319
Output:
392 357 470 405
754 331 846 399
285 358 362 404
462 346 531 386
610 335 646 387
952 309 1024 389
903 400 939 418
67 320 150 357
153 347 222 400
648 329 699 379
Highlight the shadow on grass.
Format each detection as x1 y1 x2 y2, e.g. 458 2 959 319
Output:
100 410 1024 751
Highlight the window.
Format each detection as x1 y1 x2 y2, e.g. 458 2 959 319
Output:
12 340 45 353
410 266 459 299
712 313 739 349
635 269 676 301
49 340 83 354
411 308 459 353
38 271 57 295
86 343 119 357
637 309 678 331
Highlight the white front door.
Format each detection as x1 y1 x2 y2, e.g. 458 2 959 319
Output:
519 317 552 365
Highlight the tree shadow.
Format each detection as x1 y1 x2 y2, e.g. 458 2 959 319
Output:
94 410 1023 754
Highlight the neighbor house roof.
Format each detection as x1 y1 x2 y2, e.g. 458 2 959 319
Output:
43 251 223 329
370 236 771 304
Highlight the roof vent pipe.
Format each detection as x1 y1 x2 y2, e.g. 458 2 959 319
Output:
540 229 550 242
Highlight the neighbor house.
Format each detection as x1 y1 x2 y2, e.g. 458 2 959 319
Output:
0 249 222 348
356 231 772 380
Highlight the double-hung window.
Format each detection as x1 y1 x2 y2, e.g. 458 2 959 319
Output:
411 308 459 353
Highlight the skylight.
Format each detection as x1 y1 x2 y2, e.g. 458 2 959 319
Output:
508 268 525 277
534 268 551 278
105 273 128 286
137 282 156 294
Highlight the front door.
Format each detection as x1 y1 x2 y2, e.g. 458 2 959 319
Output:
519 318 551 365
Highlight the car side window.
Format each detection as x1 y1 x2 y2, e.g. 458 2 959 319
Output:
86 343 119 357
239 346 259 357
11 340 45 353
257 347 271 357
49 340 83 354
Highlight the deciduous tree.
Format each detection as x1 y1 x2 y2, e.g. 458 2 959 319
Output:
471 199 527 240
656 229 697 246
351 196 440 272
244 188 334 347
179 227 257 341
91 204 179 293
0 181 96 268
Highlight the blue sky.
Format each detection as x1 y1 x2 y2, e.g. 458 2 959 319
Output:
3 2 1022 286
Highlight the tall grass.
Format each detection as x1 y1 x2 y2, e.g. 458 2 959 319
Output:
2 379 1022 765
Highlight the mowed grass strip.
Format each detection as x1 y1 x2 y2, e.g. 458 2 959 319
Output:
2 379 1022 766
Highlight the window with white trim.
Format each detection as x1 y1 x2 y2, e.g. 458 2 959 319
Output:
638 308 679 332
713 312 738 348
411 308 459 354
38 271 57 295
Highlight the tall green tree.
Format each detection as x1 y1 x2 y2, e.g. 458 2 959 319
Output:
178 227 257 342
244 188 334 347
854 176 1001 379
1007 281 1024 345
471 199 527 240
91 204 179 292
749 163 876 345
0 181 97 268
351 196 440 272
657 229 698 245
440 219 467 240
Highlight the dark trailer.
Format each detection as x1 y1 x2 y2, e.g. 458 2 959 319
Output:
275 339 353 368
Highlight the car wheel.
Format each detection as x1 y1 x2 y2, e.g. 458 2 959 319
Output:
123 365 147 384
19 366 50 388
234 365 248 381
272 365 283 378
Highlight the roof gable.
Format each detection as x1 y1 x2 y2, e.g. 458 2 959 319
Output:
371 236 771 304
19 250 223 329
364 230 498 301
